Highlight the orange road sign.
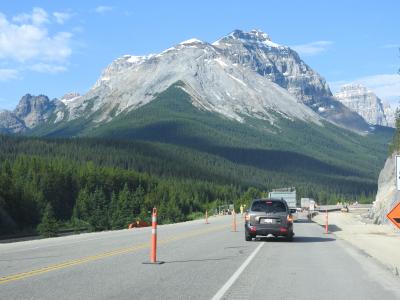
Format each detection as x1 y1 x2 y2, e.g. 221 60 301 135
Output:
387 202 400 229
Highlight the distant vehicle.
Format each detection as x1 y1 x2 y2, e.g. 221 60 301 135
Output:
269 188 298 221
301 198 316 210
268 188 297 209
301 198 311 209
245 198 294 241
309 200 316 211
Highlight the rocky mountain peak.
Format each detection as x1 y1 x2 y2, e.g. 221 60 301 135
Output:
13 94 56 128
15 94 51 116
59 92 81 105
0 110 26 134
215 29 283 49
179 38 206 45
61 92 80 100
334 84 390 127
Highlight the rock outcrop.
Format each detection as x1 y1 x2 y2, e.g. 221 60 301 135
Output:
335 84 391 127
213 30 369 132
369 153 400 224
0 110 26 133
14 94 57 129
383 102 396 128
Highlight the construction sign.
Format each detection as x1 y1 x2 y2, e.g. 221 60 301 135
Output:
387 202 400 230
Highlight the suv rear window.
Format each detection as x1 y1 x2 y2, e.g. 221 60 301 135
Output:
251 200 287 213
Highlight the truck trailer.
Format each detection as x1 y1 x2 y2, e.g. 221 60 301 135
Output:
268 188 297 209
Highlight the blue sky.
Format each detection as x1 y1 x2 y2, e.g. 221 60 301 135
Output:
0 0 399 110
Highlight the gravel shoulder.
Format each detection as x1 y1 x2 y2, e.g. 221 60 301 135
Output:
313 208 400 276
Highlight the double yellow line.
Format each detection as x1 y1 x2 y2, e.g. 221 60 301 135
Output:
0 223 229 285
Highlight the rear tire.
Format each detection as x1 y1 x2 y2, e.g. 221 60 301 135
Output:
245 235 252 241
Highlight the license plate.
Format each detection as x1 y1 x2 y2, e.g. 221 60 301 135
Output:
262 218 273 224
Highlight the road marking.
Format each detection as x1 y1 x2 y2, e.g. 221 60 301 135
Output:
210 242 264 300
0 224 228 285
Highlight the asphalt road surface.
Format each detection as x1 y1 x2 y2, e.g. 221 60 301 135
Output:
1 214 400 300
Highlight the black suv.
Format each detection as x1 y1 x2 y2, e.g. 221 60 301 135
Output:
245 199 294 241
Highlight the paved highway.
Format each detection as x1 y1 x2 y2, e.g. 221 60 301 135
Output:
1 214 399 299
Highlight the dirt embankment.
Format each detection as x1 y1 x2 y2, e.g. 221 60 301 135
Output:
313 208 400 276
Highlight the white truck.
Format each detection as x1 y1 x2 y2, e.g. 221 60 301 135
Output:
268 188 298 221
268 188 297 209
301 198 316 211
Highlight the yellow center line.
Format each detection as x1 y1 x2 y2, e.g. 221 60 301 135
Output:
0 223 230 285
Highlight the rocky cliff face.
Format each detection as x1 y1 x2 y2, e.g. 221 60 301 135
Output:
0 94 60 133
213 29 332 106
212 30 369 131
335 84 391 127
383 102 396 128
0 110 26 133
14 94 57 129
369 153 400 224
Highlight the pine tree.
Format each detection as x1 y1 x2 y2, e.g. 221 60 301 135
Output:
37 203 59 238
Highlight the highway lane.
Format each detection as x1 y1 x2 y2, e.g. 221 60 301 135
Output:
1 215 400 299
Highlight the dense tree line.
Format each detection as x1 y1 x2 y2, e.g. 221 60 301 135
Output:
0 154 255 235
0 132 382 237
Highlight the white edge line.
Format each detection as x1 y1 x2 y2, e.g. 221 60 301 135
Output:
211 242 264 300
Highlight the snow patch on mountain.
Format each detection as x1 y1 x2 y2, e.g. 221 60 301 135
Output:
180 38 204 45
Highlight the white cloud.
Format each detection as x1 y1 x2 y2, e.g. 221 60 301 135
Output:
0 68 18 81
12 7 49 25
291 41 333 56
330 73 400 106
53 12 72 24
95 6 113 14
28 63 67 73
0 8 73 76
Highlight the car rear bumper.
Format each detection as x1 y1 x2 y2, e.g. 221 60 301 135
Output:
245 223 292 236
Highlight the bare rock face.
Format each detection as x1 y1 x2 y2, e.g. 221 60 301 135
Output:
0 110 26 133
14 94 56 128
67 36 321 125
213 29 332 106
212 30 369 132
383 102 396 128
335 84 390 127
369 153 400 224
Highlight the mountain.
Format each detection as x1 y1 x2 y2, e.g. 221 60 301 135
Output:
0 110 26 134
51 36 322 129
212 29 369 131
0 29 370 135
0 94 62 133
0 29 392 181
14 94 58 128
63 29 367 133
31 81 393 185
334 84 393 127
383 102 396 128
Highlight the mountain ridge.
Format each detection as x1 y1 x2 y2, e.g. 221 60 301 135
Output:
0 29 373 134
